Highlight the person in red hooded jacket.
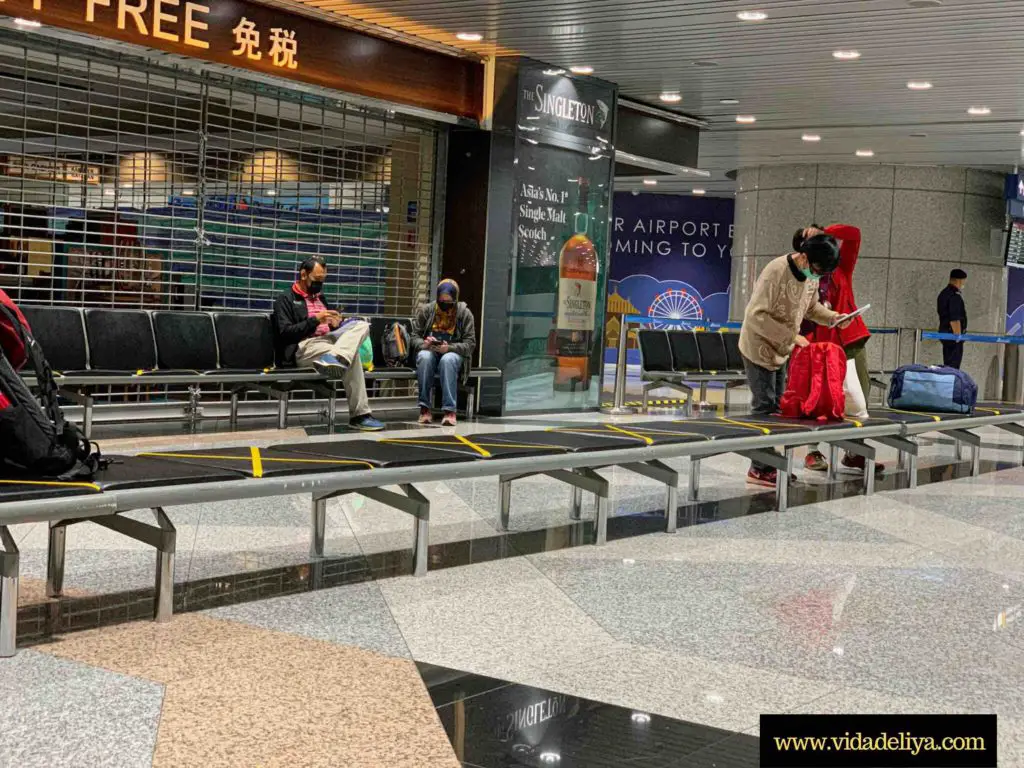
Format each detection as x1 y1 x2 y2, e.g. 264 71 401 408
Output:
796 224 882 475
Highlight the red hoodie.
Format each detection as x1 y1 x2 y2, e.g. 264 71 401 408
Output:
806 224 870 348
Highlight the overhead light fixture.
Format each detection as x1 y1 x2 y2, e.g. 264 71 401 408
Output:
542 68 565 76
631 712 653 724
693 60 718 68
539 753 562 764
856 149 875 157
832 50 861 60
13 18 42 28
455 32 482 42
659 92 682 103
908 0 943 7
907 81 933 90
736 115 757 124
910 131 929 137
1019 129 1024 136
643 179 658 186
570 65 594 75
720 98 739 105
967 106 991 116
692 188 707 195
737 10 767 21
802 133 822 142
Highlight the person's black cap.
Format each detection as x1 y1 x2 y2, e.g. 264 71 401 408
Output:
801 233 840 274
950 269 967 280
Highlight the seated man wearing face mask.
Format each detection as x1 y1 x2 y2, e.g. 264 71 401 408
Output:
273 256 384 431
411 278 477 427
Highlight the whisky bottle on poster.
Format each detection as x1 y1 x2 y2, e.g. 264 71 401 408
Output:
552 178 598 391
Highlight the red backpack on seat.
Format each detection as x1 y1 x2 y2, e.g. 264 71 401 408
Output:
779 342 846 422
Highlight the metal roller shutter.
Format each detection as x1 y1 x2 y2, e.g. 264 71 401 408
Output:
0 30 438 318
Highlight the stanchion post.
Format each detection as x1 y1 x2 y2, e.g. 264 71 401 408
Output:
913 328 921 364
603 315 635 415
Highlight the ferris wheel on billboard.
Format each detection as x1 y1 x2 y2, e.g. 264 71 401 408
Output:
646 287 704 328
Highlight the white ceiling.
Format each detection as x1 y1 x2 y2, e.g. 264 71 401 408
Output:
275 0 1024 196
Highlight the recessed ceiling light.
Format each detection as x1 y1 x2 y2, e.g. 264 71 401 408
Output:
659 92 682 103
967 106 991 116
737 10 768 21
570 65 594 75
802 133 822 142
908 0 942 7
720 98 739 105
736 115 757 124
455 32 482 42
643 179 658 186
542 68 565 76
692 188 707 195
832 50 861 60
907 81 933 90
1020 129 1024 136
856 149 875 157
13 18 41 28
910 132 929 138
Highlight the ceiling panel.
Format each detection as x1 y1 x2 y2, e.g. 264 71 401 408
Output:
269 0 1024 193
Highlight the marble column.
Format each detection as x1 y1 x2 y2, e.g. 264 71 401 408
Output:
731 165 1007 397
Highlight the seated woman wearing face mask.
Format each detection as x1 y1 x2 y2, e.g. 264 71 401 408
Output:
410 279 477 427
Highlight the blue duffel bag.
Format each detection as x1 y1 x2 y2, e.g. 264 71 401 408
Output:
887 364 977 414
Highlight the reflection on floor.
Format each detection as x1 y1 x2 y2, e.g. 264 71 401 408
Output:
421 662 759 768
2 411 1023 766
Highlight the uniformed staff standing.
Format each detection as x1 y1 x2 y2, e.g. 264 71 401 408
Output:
937 269 968 369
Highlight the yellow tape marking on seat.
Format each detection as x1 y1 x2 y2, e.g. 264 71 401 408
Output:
713 417 773 435
879 407 941 423
843 417 864 428
454 434 492 458
0 479 101 492
140 451 252 462
626 426 713 440
250 447 264 479
474 441 567 451
604 425 654 445
975 406 1002 416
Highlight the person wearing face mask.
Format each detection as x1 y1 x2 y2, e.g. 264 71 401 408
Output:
738 234 845 487
272 256 384 431
797 224 880 475
410 278 477 426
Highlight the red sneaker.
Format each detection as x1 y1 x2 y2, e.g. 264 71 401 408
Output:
746 467 778 487
441 411 457 427
418 407 433 425
805 451 828 472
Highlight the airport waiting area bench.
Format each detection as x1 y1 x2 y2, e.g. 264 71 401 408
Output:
18 307 502 436
637 327 901 412
637 328 747 413
1 402 1023 657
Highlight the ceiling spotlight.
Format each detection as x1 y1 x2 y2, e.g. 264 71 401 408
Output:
692 188 707 195
967 106 991 116
631 712 653 724
720 98 739 105
832 50 861 60
856 149 875 157
643 179 658 186
736 115 757 124
570 65 594 75
907 81 933 90
659 92 682 103
802 133 822 142
539 753 562 764
542 68 565 76
455 32 482 42
737 10 768 21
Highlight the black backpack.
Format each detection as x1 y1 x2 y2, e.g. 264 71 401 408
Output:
0 303 106 480
382 321 411 367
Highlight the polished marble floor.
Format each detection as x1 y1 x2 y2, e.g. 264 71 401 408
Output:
2 408 1024 766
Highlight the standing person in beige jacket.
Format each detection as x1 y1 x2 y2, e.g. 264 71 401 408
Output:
739 234 846 487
